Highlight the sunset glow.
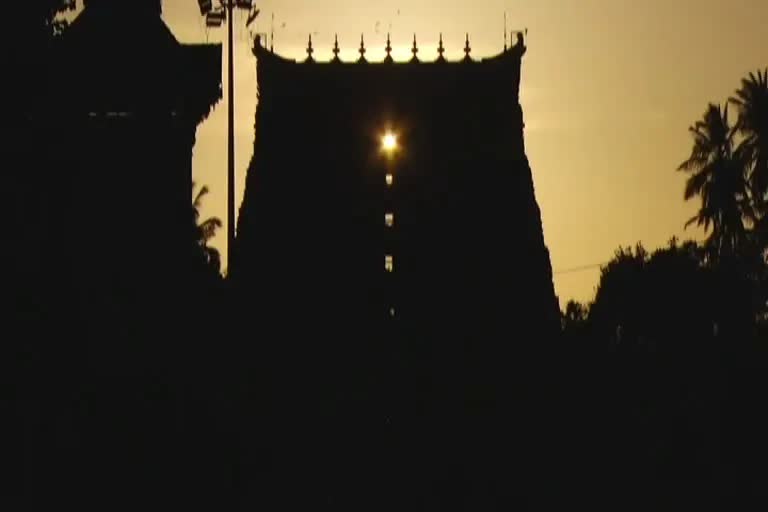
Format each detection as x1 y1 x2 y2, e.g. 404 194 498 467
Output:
167 0 767 307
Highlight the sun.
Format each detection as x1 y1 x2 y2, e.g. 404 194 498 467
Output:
381 132 398 153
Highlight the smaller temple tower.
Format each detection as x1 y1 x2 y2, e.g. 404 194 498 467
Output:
14 2 223 508
41 0 222 369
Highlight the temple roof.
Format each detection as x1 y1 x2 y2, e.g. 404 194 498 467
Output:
51 1 221 121
253 32 526 66
251 32 527 103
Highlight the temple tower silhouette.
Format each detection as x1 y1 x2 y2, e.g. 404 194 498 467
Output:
233 32 559 509
235 31 558 352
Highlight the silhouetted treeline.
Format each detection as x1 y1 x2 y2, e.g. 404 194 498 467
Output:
557 238 766 510
555 68 767 509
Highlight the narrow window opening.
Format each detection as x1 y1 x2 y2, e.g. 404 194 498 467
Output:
385 174 394 186
385 212 395 228
385 255 394 273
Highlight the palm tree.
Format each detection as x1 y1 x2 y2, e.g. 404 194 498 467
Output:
730 69 768 210
193 182 223 275
678 103 750 259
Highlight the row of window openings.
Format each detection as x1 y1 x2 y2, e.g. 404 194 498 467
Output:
384 194 395 270
386 173 395 317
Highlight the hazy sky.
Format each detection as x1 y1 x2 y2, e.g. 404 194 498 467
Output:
153 0 766 307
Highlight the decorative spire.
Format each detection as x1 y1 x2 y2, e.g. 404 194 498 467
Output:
511 29 528 57
517 29 526 47
410 33 419 63
436 33 446 62
332 33 341 62
305 34 314 62
463 33 472 61
384 33 393 63
358 33 367 63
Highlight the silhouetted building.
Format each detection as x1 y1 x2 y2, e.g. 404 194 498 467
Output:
38 0 221 363
236 31 558 357
233 32 559 509
13 2 224 509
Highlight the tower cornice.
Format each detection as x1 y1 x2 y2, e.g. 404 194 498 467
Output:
252 33 526 66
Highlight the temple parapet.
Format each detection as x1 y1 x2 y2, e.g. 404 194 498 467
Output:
253 31 526 65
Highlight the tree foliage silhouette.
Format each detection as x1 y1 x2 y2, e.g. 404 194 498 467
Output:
192 182 223 277
560 300 590 344
23 0 76 38
679 70 768 320
561 300 588 328
584 239 743 347
678 104 750 260
730 69 768 211
731 71 768 320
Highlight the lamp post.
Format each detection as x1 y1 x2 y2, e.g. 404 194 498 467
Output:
197 0 259 274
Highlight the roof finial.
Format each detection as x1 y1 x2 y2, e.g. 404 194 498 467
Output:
463 33 472 61
332 33 341 62
305 34 315 62
410 33 419 63
437 33 445 62
384 33 393 63
358 33 367 62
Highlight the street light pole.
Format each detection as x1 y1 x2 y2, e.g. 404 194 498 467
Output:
199 0 259 274
226 0 235 274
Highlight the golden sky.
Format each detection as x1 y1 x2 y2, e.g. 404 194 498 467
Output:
156 0 766 307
